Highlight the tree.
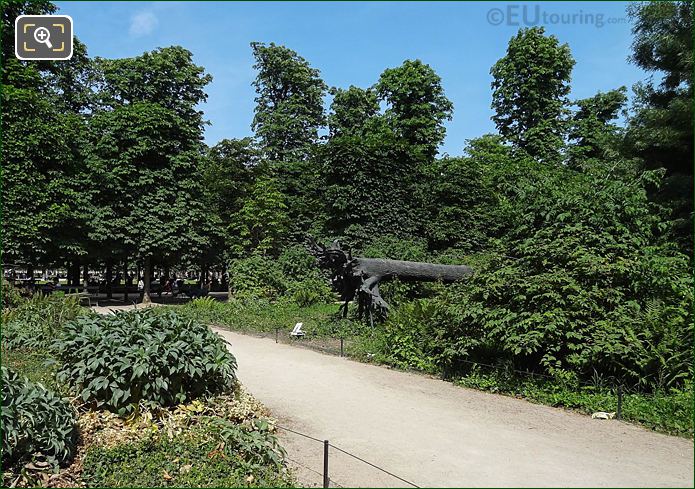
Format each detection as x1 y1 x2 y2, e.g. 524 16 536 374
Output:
228 176 289 257
203 138 258 231
421 156 497 252
375 59 453 159
328 85 379 137
88 47 213 302
321 116 420 247
1 0 92 274
250 42 327 163
567 88 627 167
625 1 692 250
490 27 575 163
2 76 89 269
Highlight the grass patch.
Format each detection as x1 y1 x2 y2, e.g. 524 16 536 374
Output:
1 347 62 393
455 369 694 437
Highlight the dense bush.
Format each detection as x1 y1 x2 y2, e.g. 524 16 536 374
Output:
2 293 85 350
82 418 292 487
1 278 22 310
229 245 333 305
54 309 237 414
229 254 287 300
1 367 77 468
369 159 693 391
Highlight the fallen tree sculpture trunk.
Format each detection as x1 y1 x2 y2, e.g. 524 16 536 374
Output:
309 239 473 323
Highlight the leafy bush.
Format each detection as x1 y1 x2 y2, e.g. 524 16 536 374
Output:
437 159 694 388
375 300 439 373
1 278 22 310
366 159 693 391
229 254 286 300
178 296 228 323
81 418 292 487
1 367 77 468
2 293 85 350
54 309 237 414
229 246 333 305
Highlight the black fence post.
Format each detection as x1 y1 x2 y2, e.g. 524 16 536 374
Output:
340 338 344 357
275 328 278 344
617 385 623 420
323 440 329 488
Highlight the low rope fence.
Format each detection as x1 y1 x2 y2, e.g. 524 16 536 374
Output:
273 423 419 488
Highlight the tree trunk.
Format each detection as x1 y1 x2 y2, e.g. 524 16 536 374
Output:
106 262 113 300
354 258 473 282
123 258 129 303
73 262 81 286
142 256 152 304
83 263 89 285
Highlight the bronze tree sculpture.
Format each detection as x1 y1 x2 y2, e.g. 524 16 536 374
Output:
310 239 473 324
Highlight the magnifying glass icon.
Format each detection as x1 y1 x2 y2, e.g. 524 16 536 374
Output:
33 27 53 49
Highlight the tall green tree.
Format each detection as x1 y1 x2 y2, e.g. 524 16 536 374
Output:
490 27 575 163
250 42 327 163
328 86 379 138
1 0 92 274
567 88 628 168
625 1 692 250
203 138 258 229
249 43 328 243
375 59 453 159
228 176 289 257
88 47 213 301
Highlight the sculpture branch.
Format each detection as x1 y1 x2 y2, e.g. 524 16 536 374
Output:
309 238 473 323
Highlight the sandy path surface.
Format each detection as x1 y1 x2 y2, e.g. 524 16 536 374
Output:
214 328 693 488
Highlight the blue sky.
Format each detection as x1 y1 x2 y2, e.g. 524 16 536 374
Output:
57 1 644 155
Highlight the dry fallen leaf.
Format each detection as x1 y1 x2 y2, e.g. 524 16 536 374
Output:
162 470 173 481
180 464 192 474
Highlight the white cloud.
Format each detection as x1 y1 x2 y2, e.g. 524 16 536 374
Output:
129 11 158 37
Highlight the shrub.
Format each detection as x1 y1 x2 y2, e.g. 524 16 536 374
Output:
54 309 237 414
284 277 334 307
1 367 77 468
229 247 333 305
229 254 286 300
81 418 292 488
2 293 85 350
413 160 694 390
1 278 22 310
178 296 228 324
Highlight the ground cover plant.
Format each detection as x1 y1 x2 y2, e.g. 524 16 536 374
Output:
1 366 78 470
81 418 291 488
54 309 237 414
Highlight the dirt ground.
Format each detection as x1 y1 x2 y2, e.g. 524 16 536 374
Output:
214 328 694 488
